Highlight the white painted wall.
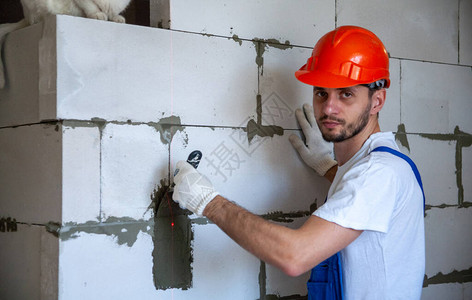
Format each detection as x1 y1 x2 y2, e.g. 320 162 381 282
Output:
0 0 471 299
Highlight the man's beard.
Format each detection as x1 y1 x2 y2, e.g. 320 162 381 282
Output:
318 101 372 143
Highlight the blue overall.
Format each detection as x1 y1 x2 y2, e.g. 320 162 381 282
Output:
307 146 425 300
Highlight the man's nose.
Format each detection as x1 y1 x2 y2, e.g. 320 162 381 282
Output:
322 93 339 116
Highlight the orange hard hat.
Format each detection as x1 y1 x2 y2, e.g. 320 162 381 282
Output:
295 26 390 88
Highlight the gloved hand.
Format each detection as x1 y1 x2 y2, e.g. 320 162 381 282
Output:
172 161 219 216
289 103 337 176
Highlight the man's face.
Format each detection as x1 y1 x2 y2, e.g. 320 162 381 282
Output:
312 85 373 143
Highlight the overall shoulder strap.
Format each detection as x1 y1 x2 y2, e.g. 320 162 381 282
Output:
371 146 425 211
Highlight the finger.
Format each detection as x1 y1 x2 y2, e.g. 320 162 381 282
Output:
172 191 180 202
289 134 309 155
295 107 311 132
302 103 317 127
173 160 195 184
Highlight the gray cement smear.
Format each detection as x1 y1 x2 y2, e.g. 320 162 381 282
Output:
59 217 153 247
259 260 267 299
245 94 284 143
46 221 61 237
231 34 243 46
246 118 284 143
148 178 170 215
420 126 472 208
64 116 187 146
423 266 472 287
251 37 293 75
395 123 410 152
154 115 187 145
151 179 193 290
261 211 311 223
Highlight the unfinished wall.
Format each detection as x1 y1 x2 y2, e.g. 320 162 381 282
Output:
0 0 471 299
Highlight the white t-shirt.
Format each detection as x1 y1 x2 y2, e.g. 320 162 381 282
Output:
314 132 425 300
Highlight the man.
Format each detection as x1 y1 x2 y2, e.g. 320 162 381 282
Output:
172 26 425 299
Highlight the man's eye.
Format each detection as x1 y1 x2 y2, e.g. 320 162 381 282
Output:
341 92 352 98
315 91 327 98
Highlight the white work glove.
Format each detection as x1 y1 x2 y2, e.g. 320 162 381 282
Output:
172 161 219 217
289 103 337 176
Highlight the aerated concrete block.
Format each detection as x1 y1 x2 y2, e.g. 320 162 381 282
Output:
463 146 472 204
58 231 155 299
190 223 260 299
0 224 58 300
0 124 62 224
421 283 463 300
459 0 472 65
170 0 335 48
170 32 258 127
380 58 401 132
0 23 42 127
259 44 316 129
55 16 174 123
465 282 472 300
0 224 41 299
424 207 472 276
408 135 457 207
62 123 101 223
100 123 169 220
337 0 459 64
401 60 472 134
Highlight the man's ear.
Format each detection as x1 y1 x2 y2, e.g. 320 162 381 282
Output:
371 89 386 115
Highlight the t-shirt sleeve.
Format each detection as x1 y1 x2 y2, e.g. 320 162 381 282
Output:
313 156 398 233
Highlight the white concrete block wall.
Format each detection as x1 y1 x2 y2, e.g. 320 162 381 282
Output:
1 0 471 299
259 45 313 129
62 124 101 223
425 207 472 275
100 123 168 220
408 135 457 207
170 0 335 47
170 33 259 127
337 0 459 64
380 59 401 132
58 231 156 299
464 146 472 202
421 283 463 300
56 17 174 123
0 223 58 299
401 61 472 134
0 124 62 224
460 0 472 65
0 23 42 127
190 224 260 299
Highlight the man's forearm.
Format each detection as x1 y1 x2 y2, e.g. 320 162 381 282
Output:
202 194 361 277
203 195 302 275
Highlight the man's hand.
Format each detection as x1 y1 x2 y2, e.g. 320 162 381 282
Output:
289 103 337 176
172 161 219 216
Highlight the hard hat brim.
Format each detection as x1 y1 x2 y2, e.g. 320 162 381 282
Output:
295 66 390 89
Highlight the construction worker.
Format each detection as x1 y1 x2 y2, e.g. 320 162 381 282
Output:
172 26 425 299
